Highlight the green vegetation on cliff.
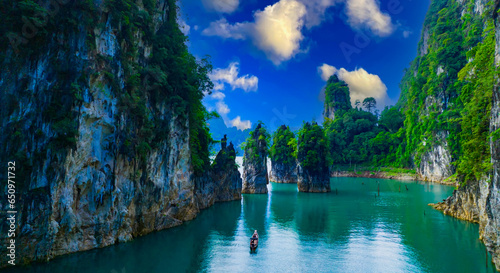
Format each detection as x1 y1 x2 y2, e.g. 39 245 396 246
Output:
243 122 270 165
322 74 405 167
1 0 216 189
396 0 497 184
324 75 352 118
297 122 329 174
269 125 297 165
319 0 498 186
455 21 496 182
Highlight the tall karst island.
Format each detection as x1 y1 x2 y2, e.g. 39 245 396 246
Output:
269 125 298 184
242 123 270 194
297 122 331 193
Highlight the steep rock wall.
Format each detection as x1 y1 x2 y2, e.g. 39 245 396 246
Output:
297 164 330 193
0 0 237 267
269 161 298 184
195 139 242 209
418 131 454 183
432 0 500 270
242 124 269 194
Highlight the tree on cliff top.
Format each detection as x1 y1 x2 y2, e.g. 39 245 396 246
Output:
362 97 376 113
269 125 297 166
297 122 329 174
324 75 352 119
243 122 271 165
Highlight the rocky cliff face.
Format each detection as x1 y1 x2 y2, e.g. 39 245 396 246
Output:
323 75 351 121
195 137 242 209
0 0 236 267
297 164 330 193
242 124 269 194
431 0 500 270
269 161 297 184
296 122 330 193
418 131 454 183
269 125 297 184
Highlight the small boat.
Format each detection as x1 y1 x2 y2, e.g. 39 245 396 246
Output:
250 230 259 252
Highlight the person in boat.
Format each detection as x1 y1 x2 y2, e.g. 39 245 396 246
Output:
250 230 259 249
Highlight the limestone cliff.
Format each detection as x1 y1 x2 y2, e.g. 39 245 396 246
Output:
297 164 330 193
428 0 500 270
297 122 330 193
242 124 269 194
269 125 298 184
0 0 237 268
195 136 242 209
269 162 298 184
323 75 351 121
418 131 454 183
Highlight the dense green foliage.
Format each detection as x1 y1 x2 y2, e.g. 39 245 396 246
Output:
324 75 352 117
395 0 497 184
362 97 377 113
297 122 329 174
321 74 405 167
323 104 405 166
243 123 271 165
455 22 495 182
269 125 297 165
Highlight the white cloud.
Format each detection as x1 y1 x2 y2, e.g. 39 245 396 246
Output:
202 0 239 13
216 101 230 115
211 91 226 100
228 116 252 130
252 0 307 65
202 18 250 39
213 101 252 130
203 0 396 64
210 62 258 92
318 63 337 81
204 62 255 131
318 64 389 108
403 30 411 38
298 0 339 29
203 0 307 65
345 0 395 37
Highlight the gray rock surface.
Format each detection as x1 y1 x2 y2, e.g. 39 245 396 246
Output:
242 124 269 194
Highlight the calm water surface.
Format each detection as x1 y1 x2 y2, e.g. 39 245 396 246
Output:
10 178 496 273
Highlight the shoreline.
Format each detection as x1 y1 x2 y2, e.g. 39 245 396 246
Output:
331 171 458 186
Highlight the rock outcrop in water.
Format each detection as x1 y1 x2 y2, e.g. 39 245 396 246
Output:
195 136 242 208
0 0 238 268
297 165 330 193
297 122 330 193
242 124 270 194
269 125 298 183
270 162 298 184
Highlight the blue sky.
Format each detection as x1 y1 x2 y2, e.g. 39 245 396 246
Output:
179 0 431 131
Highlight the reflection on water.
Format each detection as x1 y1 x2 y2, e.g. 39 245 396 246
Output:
7 178 496 273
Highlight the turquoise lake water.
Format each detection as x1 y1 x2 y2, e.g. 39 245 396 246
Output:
9 178 496 272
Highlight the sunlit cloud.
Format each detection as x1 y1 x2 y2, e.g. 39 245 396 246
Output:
318 64 390 108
